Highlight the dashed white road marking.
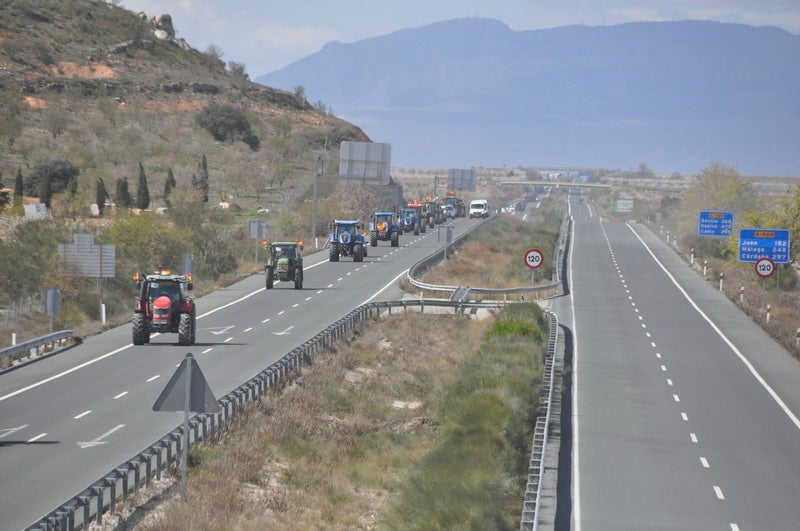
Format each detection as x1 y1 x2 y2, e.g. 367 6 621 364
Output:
347 272 352 276
292 303 299 308
337 278 343 282
713 486 725 500
327 284 334 288
661 365 667 371
651 342 657 348
224 337 233 343
700 457 710 468
316 290 323 294
278 311 285 315
28 433 47 442
673 394 681 402
690 433 698 443
656 353 662 359
243 327 252 333
681 412 689 421
730 524 740 531
113 392 128 400
202 348 213 354
667 379 673 386
73 410 92 419
305 297 312 301
262 318 270 323
146 375 160 382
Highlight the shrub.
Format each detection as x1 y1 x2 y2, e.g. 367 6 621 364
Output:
195 102 259 150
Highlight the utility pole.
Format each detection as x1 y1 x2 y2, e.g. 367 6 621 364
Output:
311 155 323 248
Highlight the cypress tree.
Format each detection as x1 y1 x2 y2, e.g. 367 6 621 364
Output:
136 162 150 209
191 153 209 203
96 178 108 216
115 177 132 208
13 168 23 200
163 167 176 207
39 169 52 207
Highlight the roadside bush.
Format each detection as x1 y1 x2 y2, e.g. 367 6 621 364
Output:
23 160 80 198
195 102 259 150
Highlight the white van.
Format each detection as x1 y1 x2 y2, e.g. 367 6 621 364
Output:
469 199 489 219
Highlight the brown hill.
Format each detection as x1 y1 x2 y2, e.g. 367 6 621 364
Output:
0 0 368 211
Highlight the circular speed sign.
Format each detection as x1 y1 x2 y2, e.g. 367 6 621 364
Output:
524 248 544 269
755 257 776 278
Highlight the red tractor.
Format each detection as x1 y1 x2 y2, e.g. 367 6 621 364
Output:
132 270 196 345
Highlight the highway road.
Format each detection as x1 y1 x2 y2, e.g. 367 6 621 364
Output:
555 194 800 529
0 217 481 530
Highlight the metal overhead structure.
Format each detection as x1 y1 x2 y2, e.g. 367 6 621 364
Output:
500 180 611 188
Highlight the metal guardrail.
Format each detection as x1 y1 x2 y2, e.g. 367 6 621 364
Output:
520 310 560 530
0 330 73 368
25 299 507 531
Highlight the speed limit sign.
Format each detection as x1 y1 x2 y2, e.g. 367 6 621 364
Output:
755 257 775 278
524 248 543 269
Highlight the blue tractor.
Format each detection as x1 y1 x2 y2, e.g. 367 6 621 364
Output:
370 211 400 247
329 220 367 262
399 207 422 236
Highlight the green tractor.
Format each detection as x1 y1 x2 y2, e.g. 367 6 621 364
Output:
264 240 304 289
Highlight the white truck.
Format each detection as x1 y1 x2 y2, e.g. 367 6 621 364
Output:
469 199 489 218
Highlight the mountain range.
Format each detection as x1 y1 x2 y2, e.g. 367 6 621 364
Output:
256 18 800 176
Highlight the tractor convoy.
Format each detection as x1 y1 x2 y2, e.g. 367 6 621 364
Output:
132 187 479 346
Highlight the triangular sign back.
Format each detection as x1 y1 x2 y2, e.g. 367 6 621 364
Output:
153 353 221 413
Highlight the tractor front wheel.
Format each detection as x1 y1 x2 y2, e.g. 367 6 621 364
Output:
132 313 150 345
329 243 340 262
370 232 378 247
354 244 364 262
266 266 274 289
391 231 399 247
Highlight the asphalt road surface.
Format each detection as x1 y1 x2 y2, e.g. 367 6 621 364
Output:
0 218 480 530
555 193 800 530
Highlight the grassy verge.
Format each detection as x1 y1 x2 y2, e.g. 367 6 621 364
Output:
137 305 546 529
415 207 562 294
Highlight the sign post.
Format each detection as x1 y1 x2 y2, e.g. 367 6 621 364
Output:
153 353 220 502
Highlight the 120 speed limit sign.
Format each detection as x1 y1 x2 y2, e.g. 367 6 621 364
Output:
755 257 776 278
524 249 544 269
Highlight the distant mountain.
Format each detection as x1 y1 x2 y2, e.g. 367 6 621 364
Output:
257 18 800 175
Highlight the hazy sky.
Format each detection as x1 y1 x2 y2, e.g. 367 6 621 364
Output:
121 0 800 78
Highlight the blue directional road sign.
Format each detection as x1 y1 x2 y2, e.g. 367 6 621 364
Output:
738 228 790 263
698 211 734 237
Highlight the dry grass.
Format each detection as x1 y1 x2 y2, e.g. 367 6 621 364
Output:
135 312 493 530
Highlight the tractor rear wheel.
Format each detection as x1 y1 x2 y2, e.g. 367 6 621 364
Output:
266 266 274 289
132 313 149 345
329 243 339 262
178 312 194 345
370 232 378 247
391 231 399 247
354 244 364 262
414 224 420 235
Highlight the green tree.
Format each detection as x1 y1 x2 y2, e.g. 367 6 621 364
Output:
195 102 259 150
24 160 79 199
227 61 248 80
0 90 23 148
163 167 176 207
95 178 108 216
104 212 190 273
135 162 150 210
44 105 68 140
12 168 23 215
191 154 209 203
115 177 132 208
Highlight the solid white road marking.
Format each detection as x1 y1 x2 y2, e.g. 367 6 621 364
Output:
690 433 698 443
113 392 128 400
714 486 725 500
273 326 295 336
210 325 235 335
146 375 160 382
73 410 92 419
700 457 710 468
27 433 47 442
628 223 800 430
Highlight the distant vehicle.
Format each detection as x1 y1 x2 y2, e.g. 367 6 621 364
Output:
443 204 455 219
264 240 303 289
369 211 400 247
469 199 489 219
329 220 367 262
442 191 466 218
399 207 421 235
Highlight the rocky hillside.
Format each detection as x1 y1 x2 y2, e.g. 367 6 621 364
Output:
0 0 368 212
